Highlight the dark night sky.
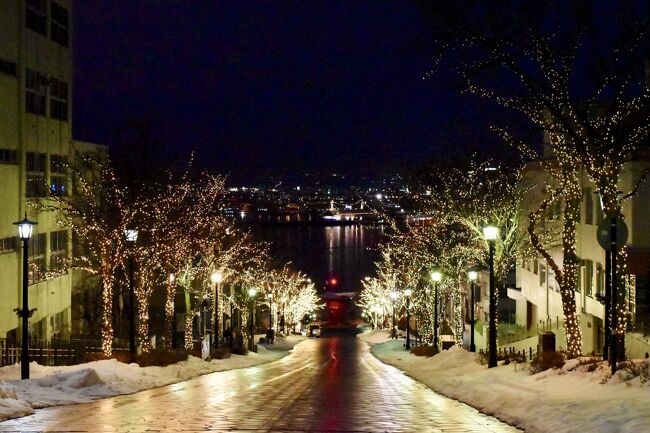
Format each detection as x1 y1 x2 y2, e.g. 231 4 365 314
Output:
72 1 501 183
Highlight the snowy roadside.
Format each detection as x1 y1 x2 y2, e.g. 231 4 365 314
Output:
0 335 306 422
359 330 650 433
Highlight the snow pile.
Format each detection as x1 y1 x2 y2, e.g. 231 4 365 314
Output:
369 340 650 433
358 329 391 345
0 337 306 422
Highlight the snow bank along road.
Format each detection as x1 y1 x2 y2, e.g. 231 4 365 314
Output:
0 337 521 432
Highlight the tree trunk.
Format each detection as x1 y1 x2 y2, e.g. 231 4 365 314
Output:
559 194 582 359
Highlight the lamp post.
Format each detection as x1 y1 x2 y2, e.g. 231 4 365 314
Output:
430 271 442 349
124 229 138 363
483 225 499 368
404 288 412 350
211 271 223 347
247 288 257 351
468 270 478 352
13 214 37 380
390 291 398 339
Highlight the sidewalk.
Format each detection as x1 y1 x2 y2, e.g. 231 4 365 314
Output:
360 330 650 433
0 335 305 421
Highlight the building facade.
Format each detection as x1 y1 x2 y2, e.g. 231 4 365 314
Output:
0 0 73 341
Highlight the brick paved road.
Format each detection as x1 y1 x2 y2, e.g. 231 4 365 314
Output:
0 336 522 432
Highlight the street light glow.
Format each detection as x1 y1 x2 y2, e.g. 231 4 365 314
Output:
430 271 442 282
13 214 37 240
482 225 499 241
124 229 138 242
468 270 478 281
248 288 258 297
404 288 412 297
211 271 223 284
389 291 398 300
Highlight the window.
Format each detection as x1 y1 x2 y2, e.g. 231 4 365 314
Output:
0 149 18 165
596 262 604 298
0 237 17 254
549 198 562 220
50 230 68 272
29 232 46 284
26 152 48 197
50 2 69 47
25 69 47 116
26 0 47 36
0 58 17 77
596 197 604 225
539 264 547 287
584 188 594 225
584 260 593 296
575 262 582 293
533 258 539 275
49 77 68 121
50 154 67 196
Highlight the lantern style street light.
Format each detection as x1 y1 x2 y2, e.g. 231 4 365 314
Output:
13 214 37 380
430 270 442 349
468 270 479 352
124 229 138 362
211 271 223 347
389 291 398 339
404 288 412 350
483 225 498 368
248 288 257 351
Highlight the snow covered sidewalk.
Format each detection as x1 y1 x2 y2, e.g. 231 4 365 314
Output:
360 330 650 433
0 335 305 422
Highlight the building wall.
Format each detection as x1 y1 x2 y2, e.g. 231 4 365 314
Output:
0 0 73 341
514 157 650 353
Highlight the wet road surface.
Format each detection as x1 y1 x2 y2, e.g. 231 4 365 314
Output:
0 336 522 432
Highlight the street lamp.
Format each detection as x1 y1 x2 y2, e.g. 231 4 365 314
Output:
390 291 398 339
248 288 257 351
468 270 478 352
483 225 498 368
404 288 412 350
430 270 442 349
211 271 223 347
13 214 37 380
124 229 138 363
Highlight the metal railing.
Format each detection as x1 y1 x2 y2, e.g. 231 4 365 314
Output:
0 338 129 367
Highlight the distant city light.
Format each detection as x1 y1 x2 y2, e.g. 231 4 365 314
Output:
375 193 383 200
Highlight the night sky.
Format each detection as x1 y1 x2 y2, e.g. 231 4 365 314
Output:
73 1 503 183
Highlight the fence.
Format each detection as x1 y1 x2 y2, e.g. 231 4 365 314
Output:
498 317 564 345
0 338 129 367
479 346 538 363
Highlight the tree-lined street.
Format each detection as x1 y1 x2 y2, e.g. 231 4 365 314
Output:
0 337 520 433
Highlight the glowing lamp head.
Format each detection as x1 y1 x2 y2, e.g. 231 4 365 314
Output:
468 270 478 281
169 273 175 283
482 225 499 241
389 291 398 300
211 271 223 284
248 288 258 298
404 288 412 297
124 229 138 242
266 293 272 300
430 271 442 282
14 214 37 240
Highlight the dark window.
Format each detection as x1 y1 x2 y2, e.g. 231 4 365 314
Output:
26 152 48 197
596 262 604 298
0 237 18 253
575 261 582 293
25 69 47 116
539 264 547 287
584 260 593 296
0 59 17 77
50 2 69 47
0 149 18 165
29 232 46 284
49 77 68 121
26 0 47 36
50 230 68 272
